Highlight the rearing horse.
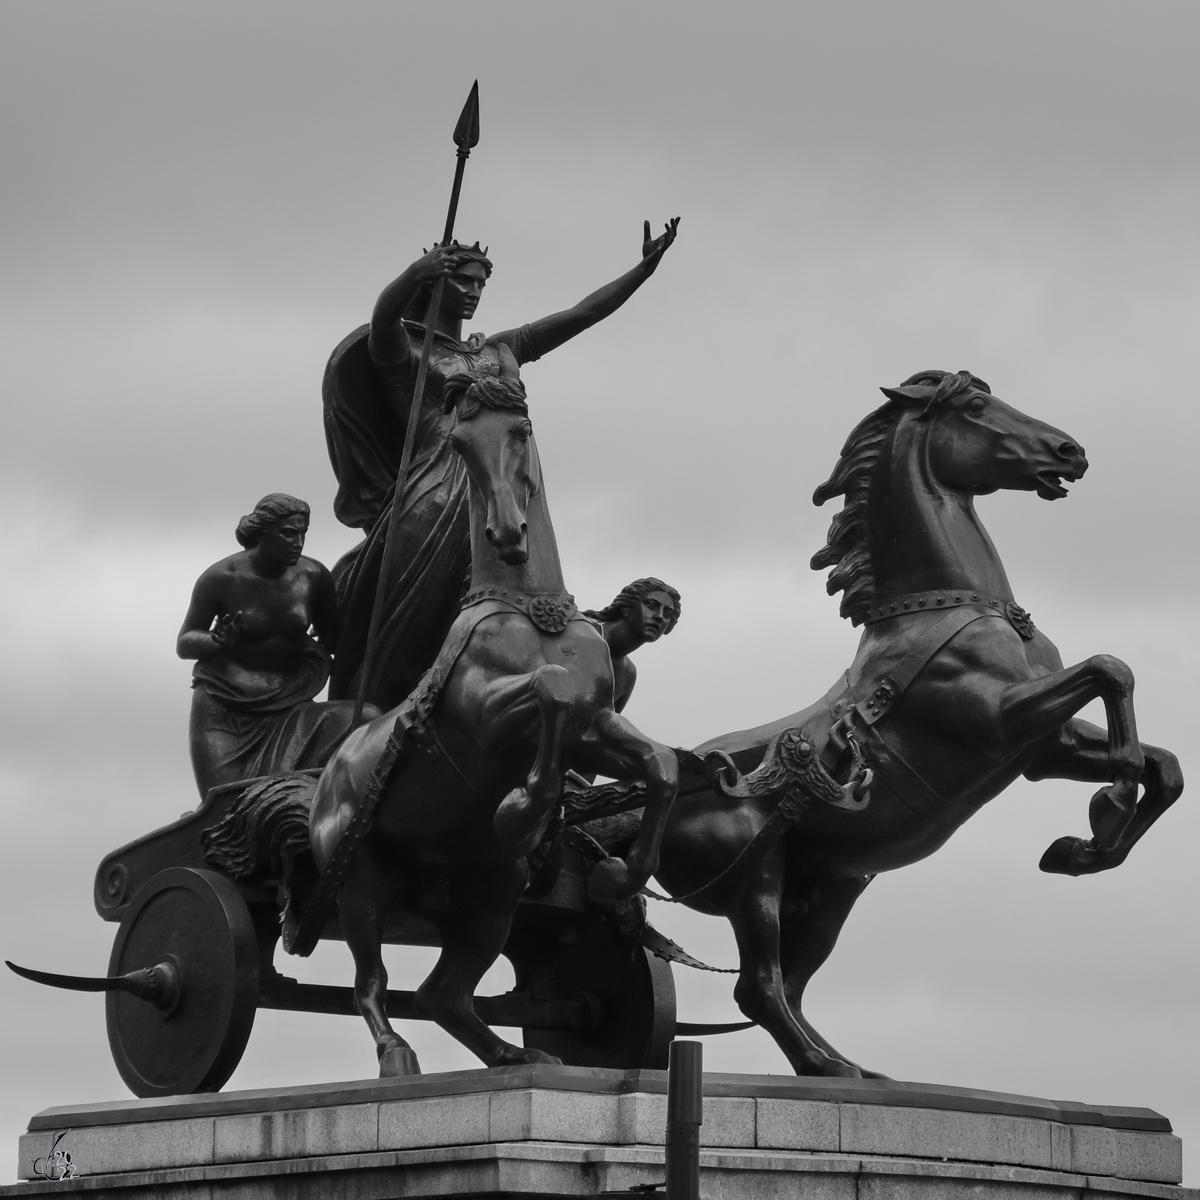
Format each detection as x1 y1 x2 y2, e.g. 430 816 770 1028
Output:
648 369 1183 1077
307 352 679 1075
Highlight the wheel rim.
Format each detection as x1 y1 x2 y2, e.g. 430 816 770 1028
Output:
513 924 676 1069
106 868 258 1097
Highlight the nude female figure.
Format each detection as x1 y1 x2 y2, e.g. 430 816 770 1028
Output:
177 494 375 799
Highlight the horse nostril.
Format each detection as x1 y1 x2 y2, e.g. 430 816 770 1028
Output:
485 527 498 545
1056 441 1079 460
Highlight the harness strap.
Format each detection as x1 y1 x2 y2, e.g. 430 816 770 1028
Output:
288 599 591 956
459 587 581 635
847 605 1003 726
641 786 813 906
850 720 973 826
286 718 411 956
859 588 1011 625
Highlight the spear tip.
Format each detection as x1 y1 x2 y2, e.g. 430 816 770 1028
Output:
454 80 481 150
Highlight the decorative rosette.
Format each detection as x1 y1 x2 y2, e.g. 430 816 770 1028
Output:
529 594 572 634
1005 602 1037 640
778 728 816 772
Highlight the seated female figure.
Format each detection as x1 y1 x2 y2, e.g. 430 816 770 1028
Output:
177 493 375 800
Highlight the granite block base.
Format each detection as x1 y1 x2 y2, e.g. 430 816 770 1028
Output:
4 1066 1191 1199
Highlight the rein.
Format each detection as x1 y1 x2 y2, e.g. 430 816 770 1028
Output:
431 727 486 796
638 785 814 907
583 730 870 909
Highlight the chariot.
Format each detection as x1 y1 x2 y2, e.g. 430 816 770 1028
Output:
41 771 735 1099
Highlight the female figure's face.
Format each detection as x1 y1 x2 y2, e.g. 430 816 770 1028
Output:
442 261 488 321
625 589 677 645
256 515 307 568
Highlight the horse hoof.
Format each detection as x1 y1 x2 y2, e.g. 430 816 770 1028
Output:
379 1046 422 1077
1039 836 1103 876
494 1046 562 1067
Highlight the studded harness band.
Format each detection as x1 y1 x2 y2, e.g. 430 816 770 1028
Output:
459 586 583 635
859 589 1037 640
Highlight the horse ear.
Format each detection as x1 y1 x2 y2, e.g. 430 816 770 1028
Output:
880 385 937 404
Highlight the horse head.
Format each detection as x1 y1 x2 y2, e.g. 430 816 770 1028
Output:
446 359 538 566
881 370 1089 501
813 370 1090 619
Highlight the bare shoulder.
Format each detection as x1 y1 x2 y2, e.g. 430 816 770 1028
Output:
195 552 248 589
295 555 332 582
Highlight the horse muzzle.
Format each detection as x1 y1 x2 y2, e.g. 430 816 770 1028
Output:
486 521 528 564
1032 437 1088 501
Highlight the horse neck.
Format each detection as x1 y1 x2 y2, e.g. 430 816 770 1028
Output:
869 414 1015 601
467 438 566 595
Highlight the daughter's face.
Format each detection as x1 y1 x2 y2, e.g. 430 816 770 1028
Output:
626 590 677 644
258 516 307 567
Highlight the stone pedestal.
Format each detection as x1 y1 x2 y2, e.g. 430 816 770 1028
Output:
4 1065 1192 1198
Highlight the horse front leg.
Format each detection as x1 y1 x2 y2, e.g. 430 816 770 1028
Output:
414 860 561 1067
573 709 678 902
1025 717 1184 875
725 848 860 1077
998 654 1143 850
338 839 421 1077
489 664 575 851
779 873 884 1077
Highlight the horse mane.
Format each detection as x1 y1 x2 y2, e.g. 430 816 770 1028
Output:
444 372 529 421
810 370 988 624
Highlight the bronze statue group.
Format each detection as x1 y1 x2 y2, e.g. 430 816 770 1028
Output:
179 226 682 802
180 222 1182 1079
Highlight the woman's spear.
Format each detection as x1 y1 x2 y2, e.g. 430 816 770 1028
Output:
353 81 481 725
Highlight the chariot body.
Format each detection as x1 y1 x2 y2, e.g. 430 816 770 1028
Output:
84 772 737 1098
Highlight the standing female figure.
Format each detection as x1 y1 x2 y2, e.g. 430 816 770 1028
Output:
323 220 680 712
177 494 373 800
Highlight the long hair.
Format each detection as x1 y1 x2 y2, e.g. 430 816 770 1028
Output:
810 370 986 624
585 577 681 634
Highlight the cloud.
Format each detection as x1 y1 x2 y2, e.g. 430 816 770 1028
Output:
2 0 1197 1184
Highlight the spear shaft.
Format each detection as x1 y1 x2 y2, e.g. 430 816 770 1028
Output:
353 82 480 724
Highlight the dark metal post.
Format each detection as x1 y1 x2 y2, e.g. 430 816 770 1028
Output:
665 1039 702 1200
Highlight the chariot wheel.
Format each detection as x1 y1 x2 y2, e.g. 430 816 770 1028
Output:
510 923 675 1069
106 867 259 1097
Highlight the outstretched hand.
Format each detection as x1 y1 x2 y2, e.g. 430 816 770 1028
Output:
641 217 680 273
212 610 244 649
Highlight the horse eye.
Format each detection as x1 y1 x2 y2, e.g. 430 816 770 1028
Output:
968 395 988 413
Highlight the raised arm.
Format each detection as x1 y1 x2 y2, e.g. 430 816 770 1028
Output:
493 219 679 363
368 244 470 363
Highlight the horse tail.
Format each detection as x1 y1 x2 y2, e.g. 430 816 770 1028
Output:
202 772 321 936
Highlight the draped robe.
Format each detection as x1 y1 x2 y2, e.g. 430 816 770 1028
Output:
322 320 536 712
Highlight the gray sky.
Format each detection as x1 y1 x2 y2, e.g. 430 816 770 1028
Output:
2 0 1198 1183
